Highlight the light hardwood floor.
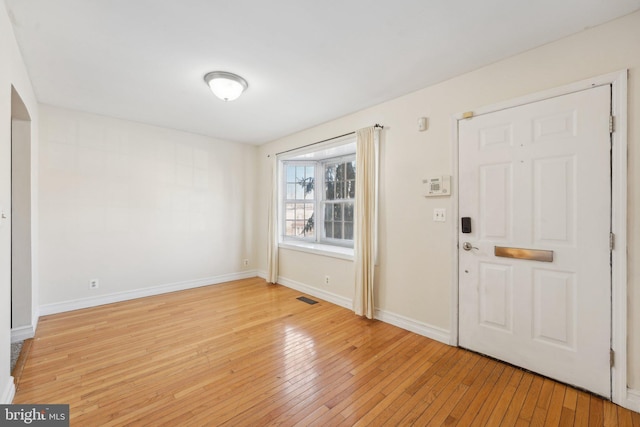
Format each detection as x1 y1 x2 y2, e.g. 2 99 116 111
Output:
13 277 640 426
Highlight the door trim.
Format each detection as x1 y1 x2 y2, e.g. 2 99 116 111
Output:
450 70 628 407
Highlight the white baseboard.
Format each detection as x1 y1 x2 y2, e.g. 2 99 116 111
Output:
275 276 352 309
626 388 640 413
262 271 452 345
1 378 15 404
39 270 258 316
375 309 450 345
11 325 35 343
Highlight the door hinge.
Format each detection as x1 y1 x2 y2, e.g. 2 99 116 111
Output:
610 348 615 367
609 115 615 133
610 232 615 251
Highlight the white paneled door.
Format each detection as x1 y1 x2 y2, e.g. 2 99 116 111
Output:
458 85 612 397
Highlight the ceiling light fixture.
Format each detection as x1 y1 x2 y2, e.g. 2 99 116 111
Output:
204 71 248 102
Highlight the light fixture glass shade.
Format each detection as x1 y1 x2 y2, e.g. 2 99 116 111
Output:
204 71 248 101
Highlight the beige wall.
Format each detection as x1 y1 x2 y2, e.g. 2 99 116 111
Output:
257 11 640 389
11 118 32 329
37 105 257 307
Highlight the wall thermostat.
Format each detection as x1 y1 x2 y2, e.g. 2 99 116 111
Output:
423 175 451 197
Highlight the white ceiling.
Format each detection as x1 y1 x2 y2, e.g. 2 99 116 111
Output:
5 0 640 145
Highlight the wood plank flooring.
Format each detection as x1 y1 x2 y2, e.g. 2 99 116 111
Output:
13 277 640 426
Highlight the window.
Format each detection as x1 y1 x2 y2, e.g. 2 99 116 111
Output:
280 140 356 249
283 162 315 239
322 157 355 242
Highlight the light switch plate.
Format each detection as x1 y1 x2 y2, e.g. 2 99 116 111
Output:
433 208 446 222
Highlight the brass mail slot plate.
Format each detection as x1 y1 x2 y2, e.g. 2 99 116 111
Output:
494 246 553 262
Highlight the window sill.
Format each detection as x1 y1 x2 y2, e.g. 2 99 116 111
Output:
279 241 354 261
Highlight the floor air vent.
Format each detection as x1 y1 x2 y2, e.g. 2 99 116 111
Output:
297 296 318 305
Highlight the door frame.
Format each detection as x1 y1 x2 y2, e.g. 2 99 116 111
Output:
450 70 628 407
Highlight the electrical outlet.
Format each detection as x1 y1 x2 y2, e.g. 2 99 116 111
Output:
243 259 249 267
324 275 330 285
89 279 99 290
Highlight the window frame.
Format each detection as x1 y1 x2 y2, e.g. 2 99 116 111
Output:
281 160 317 244
279 142 356 250
318 154 356 248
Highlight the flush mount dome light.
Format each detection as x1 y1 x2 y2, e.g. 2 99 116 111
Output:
204 71 248 102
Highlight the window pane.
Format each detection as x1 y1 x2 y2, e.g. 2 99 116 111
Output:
325 181 335 200
333 204 342 221
294 203 306 219
325 164 335 182
347 161 355 180
324 204 333 220
334 223 343 239
324 221 333 238
285 203 296 220
336 181 345 199
347 180 355 198
286 166 295 183
296 177 313 199
344 203 354 221
285 164 315 201
286 183 296 199
285 220 296 236
344 222 353 240
336 163 345 182
302 204 314 236
282 201 314 237
304 183 314 200
305 203 314 218
296 166 306 180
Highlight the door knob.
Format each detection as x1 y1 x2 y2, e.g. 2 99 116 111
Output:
462 242 478 251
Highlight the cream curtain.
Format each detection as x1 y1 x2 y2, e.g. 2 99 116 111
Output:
353 126 379 319
266 155 279 284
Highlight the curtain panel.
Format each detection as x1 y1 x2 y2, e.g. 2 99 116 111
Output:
266 155 279 284
353 126 379 318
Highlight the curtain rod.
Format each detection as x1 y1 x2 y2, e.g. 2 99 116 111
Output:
269 124 383 157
